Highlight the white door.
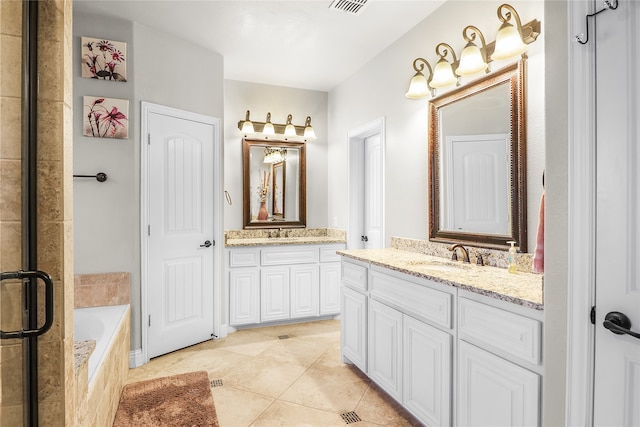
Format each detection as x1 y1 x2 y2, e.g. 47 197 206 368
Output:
147 112 215 359
593 1 640 424
363 134 383 248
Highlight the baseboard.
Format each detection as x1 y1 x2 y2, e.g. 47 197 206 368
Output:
129 348 144 368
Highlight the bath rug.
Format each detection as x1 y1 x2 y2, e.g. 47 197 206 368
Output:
113 371 219 427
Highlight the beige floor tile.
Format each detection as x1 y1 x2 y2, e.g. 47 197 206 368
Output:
279 363 370 413
210 385 274 427
251 400 345 427
124 367 176 385
355 383 422 427
258 335 328 368
222 354 308 398
213 330 279 356
163 347 253 378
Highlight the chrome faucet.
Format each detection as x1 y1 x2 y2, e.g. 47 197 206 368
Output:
449 244 470 263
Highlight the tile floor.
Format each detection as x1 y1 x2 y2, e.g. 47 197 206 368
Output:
125 319 423 426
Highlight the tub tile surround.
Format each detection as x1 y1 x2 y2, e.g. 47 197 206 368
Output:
225 228 346 246
341 237 543 309
74 271 131 308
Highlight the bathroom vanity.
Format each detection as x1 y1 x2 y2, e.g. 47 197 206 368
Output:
338 248 543 427
226 233 346 326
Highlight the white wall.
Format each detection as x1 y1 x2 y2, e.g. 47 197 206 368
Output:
328 0 545 252
73 13 224 350
223 80 328 230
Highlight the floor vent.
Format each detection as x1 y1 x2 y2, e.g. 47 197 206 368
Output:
278 334 291 340
340 411 362 424
210 379 224 387
329 0 368 15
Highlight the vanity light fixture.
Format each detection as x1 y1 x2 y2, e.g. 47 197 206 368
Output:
263 112 275 135
405 58 433 99
237 111 316 141
404 3 540 99
456 25 489 76
429 43 458 89
303 116 316 139
491 3 528 61
241 110 254 133
263 147 287 164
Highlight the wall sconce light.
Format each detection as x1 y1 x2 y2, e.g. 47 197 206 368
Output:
263 112 275 135
303 116 316 139
284 114 296 136
405 58 433 99
404 3 540 99
429 43 458 89
456 25 489 76
237 110 316 141
491 3 528 60
241 110 254 133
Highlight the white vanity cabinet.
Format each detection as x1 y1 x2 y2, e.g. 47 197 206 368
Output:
340 257 543 427
228 243 345 326
456 293 543 427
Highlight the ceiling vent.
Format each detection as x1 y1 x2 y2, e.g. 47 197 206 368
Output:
329 0 369 15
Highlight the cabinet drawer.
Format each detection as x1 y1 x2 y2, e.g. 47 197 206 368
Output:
229 249 260 267
370 271 452 329
342 261 368 292
261 247 319 265
320 245 345 262
458 298 542 365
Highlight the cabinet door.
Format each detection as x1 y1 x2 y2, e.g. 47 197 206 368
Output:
229 269 260 325
320 262 341 315
458 341 540 427
261 267 290 322
290 265 319 319
368 299 403 401
403 315 452 427
341 286 367 372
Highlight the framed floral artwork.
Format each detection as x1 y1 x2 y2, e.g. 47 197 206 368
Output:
83 96 129 139
81 37 127 81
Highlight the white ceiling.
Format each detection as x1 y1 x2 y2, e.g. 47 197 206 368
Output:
74 0 446 92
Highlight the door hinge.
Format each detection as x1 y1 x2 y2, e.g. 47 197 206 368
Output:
148 315 151 327
590 306 596 324
213 240 216 246
147 134 151 145
148 225 151 236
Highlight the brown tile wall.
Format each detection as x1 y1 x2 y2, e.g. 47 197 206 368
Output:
74 272 131 308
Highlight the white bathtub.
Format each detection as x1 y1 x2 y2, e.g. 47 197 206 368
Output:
74 305 128 384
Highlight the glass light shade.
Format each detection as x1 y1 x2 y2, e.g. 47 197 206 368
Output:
304 125 316 139
456 43 488 76
241 120 254 133
405 72 430 99
491 23 528 60
430 59 457 88
284 124 296 136
263 122 275 135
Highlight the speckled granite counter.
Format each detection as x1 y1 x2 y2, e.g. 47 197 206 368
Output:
337 248 543 310
225 228 346 247
74 340 96 372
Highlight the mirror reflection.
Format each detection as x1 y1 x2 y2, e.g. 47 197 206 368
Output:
243 139 306 228
429 59 527 251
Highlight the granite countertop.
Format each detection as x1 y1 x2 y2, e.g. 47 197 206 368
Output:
74 340 96 373
226 236 347 247
337 248 543 310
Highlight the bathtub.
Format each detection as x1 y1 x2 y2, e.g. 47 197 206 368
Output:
74 304 129 384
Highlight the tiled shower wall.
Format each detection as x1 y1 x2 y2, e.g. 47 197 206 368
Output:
0 1 74 425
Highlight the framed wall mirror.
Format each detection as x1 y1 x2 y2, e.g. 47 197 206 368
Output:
429 59 527 251
242 138 306 229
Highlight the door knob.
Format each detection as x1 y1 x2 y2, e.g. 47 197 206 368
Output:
200 240 212 248
603 311 640 340
361 235 368 242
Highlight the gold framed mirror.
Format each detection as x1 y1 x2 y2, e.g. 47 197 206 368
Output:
242 138 306 229
429 59 527 251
